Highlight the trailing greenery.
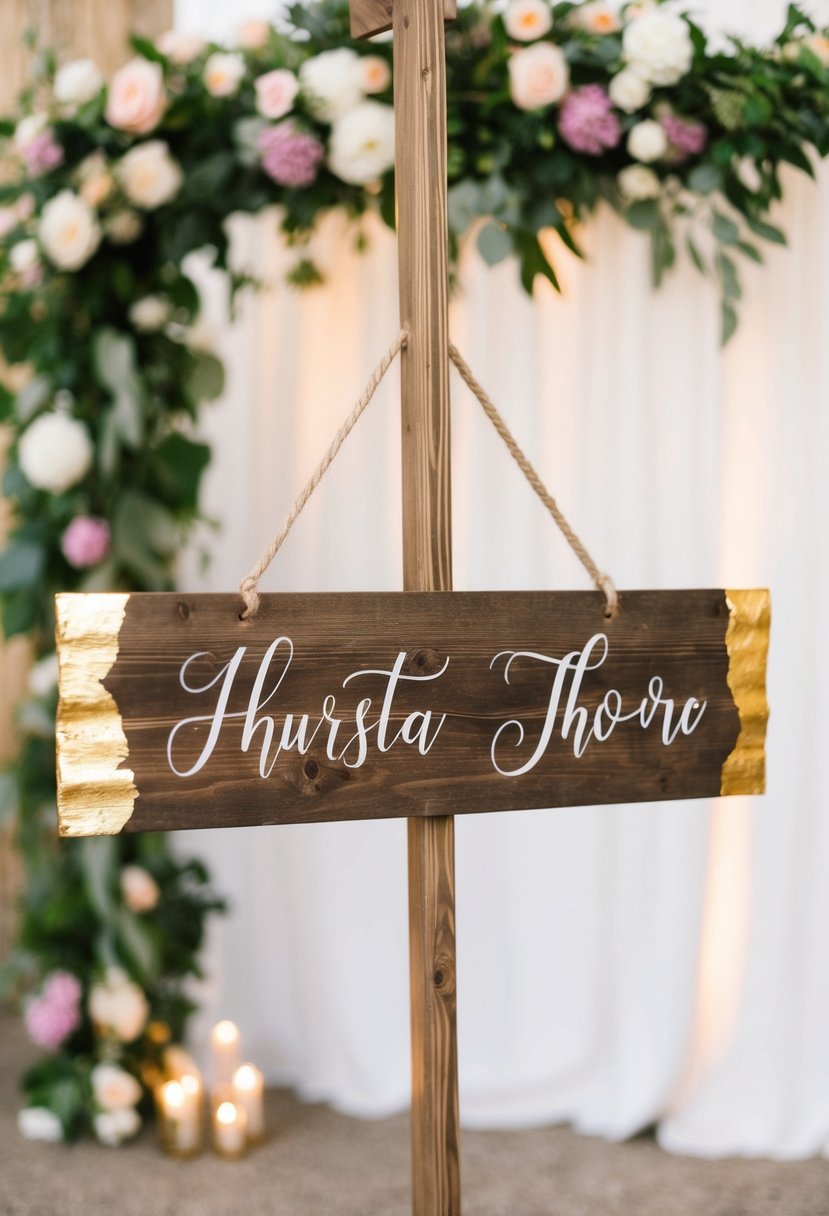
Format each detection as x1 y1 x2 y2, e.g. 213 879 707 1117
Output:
0 0 827 1143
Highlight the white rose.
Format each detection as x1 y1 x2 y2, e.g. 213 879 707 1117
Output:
120 864 161 911
622 10 693 86
88 968 149 1043
54 59 103 108
14 114 47 153
129 296 171 333
105 210 143 245
503 0 553 43
18 1106 64 1142
300 49 364 122
10 239 39 274
94 1106 141 1147
608 67 651 113
508 42 569 111
617 163 661 200
91 1063 142 1112
28 652 59 698
19 413 93 494
118 141 183 210
39 190 101 271
627 118 668 163
329 101 395 185
157 30 207 65
203 52 246 98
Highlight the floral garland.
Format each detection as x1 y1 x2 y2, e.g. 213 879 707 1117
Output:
0 0 828 1146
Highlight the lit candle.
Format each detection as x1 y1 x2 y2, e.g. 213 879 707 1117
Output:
211 1020 241 1086
213 1100 247 1159
233 1063 265 1142
157 1078 202 1157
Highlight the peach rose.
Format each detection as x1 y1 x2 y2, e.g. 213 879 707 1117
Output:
236 18 271 50
255 69 299 119
105 58 166 135
359 55 391 94
508 42 569 111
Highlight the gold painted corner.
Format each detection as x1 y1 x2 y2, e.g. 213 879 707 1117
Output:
55 593 138 836
721 589 770 797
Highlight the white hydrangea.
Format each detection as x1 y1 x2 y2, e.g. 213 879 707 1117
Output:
18 1106 64 1142
19 413 93 494
54 59 103 108
627 118 668 163
622 9 693 86
38 190 101 271
617 163 661 200
300 49 364 122
329 101 395 185
118 141 183 210
608 67 651 113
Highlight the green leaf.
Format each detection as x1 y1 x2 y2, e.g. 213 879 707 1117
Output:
187 353 226 403
2 589 38 638
687 164 723 196
112 491 178 590
155 435 211 513
14 376 51 425
686 236 706 274
746 216 787 245
92 329 144 449
717 252 742 301
712 210 740 246
625 200 662 231
0 771 19 824
116 907 160 983
79 836 117 921
476 221 512 266
0 539 45 592
721 301 739 346
737 240 763 264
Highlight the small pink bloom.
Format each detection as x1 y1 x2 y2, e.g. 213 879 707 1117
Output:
0 208 17 238
105 58 166 135
258 122 324 188
61 516 111 568
23 130 64 177
558 84 621 155
660 113 707 161
24 971 82 1051
255 69 299 120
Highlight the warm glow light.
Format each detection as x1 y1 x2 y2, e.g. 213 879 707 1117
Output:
162 1080 185 1109
217 1101 238 1126
234 1065 256 1092
180 1074 200 1096
214 1020 239 1044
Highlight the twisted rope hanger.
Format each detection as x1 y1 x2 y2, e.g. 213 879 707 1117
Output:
239 331 618 619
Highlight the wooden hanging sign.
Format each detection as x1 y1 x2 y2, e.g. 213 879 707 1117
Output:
55 587 769 838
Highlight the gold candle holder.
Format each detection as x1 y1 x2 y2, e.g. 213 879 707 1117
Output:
212 1099 247 1160
233 1063 265 1144
156 1078 203 1159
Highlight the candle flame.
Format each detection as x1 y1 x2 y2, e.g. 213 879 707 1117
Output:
180 1073 201 1096
217 1101 238 1126
213 1019 239 1044
234 1064 257 1091
162 1080 185 1109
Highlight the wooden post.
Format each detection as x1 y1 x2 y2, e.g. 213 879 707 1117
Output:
393 0 460 1211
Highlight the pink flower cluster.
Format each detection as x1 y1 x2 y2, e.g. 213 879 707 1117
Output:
257 122 324 188
23 131 64 177
25 971 82 1051
660 113 707 160
558 84 621 156
61 515 111 568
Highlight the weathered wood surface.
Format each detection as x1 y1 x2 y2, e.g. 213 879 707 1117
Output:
55 589 770 838
349 0 457 40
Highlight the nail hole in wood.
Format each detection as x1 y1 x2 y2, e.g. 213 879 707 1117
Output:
177 601 190 621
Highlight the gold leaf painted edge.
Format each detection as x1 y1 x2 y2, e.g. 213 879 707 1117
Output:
720 589 771 797
55 593 137 836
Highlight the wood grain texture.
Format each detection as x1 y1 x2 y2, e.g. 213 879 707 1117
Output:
392 0 459 1205
349 0 457 40
52 588 761 834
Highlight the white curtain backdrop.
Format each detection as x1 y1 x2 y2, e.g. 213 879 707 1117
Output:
173 0 829 1158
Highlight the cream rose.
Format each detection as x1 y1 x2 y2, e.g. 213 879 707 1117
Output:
105 210 143 244
627 118 668 162
300 49 364 122
570 2 620 35
120 864 161 911
94 1107 141 1147
91 1063 142 1112
105 58 166 134
157 30 207 65
10 239 40 275
88 968 149 1043
203 52 246 98
608 67 651 113
508 42 569 111
118 141 183 209
255 69 300 120
38 190 101 270
235 18 271 50
503 0 553 43
329 101 395 185
78 152 114 207
128 296 171 333
14 114 47 153
617 163 661 200
19 413 93 494
54 59 103 109
622 10 693 86
359 55 391 94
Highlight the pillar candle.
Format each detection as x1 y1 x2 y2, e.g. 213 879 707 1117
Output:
157 1079 202 1157
210 1020 241 1086
233 1063 265 1142
213 1100 247 1159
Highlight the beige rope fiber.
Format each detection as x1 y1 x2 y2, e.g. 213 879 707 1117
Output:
239 327 408 618
449 343 619 619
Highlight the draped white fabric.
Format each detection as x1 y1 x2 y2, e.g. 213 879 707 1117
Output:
174 0 829 1158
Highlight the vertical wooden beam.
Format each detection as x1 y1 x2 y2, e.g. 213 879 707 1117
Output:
393 0 460 1211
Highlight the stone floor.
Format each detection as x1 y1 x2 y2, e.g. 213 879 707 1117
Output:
1 1009 827 1215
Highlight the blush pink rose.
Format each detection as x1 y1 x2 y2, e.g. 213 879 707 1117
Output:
105 58 166 135
25 971 82 1051
62 515 111 568
508 42 570 111
255 69 300 120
